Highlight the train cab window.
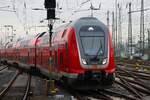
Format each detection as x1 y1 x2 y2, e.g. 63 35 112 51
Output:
62 29 67 38
79 26 105 56
78 25 108 65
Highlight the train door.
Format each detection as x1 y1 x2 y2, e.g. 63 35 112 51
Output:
36 47 41 65
54 49 58 72
28 48 34 64
51 47 58 73
41 47 49 70
16 48 19 61
58 47 65 72
40 48 43 65
27 48 30 64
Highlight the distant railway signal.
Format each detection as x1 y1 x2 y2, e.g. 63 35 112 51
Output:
44 0 56 19
47 9 55 19
44 0 56 9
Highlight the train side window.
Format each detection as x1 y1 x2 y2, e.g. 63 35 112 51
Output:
62 29 67 38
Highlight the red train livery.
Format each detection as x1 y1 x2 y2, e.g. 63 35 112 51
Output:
0 17 116 88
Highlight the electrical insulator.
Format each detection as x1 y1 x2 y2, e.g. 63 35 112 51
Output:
44 0 56 9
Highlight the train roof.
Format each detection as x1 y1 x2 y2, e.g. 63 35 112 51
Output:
28 32 49 47
54 17 108 32
5 17 108 49
72 17 108 30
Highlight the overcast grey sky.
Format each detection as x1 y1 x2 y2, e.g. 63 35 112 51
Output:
0 0 150 43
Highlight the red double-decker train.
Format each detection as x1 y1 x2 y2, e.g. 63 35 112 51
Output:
0 17 115 89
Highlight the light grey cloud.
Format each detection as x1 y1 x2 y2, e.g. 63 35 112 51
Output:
0 0 150 42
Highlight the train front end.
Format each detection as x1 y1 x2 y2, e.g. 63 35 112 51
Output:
66 17 115 88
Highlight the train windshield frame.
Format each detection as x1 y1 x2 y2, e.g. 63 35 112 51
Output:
78 25 107 65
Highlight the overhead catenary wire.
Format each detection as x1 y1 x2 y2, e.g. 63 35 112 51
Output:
12 0 25 28
1 0 150 47
58 0 90 23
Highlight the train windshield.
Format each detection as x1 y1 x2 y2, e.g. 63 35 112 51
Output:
80 36 104 56
79 25 106 64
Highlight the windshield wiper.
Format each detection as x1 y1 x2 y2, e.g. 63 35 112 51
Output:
91 40 103 60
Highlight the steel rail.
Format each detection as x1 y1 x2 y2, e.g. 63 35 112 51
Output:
0 66 7 72
128 71 150 78
117 69 150 78
22 74 31 100
118 75 150 95
117 67 150 77
117 62 150 69
119 76 150 92
123 68 150 75
101 89 139 100
115 79 143 99
0 71 20 99
117 67 146 84
117 70 150 80
129 82 150 95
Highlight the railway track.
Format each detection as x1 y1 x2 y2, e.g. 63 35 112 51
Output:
115 65 150 100
116 59 150 66
60 84 139 100
0 62 150 100
116 59 150 73
22 74 31 100
0 66 8 72
56 64 150 100
0 69 32 100
0 71 20 99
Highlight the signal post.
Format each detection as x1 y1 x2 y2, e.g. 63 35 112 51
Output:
44 0 58 96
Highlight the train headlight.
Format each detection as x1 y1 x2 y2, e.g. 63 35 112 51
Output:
82 59 87 65
102 58 107 65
